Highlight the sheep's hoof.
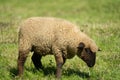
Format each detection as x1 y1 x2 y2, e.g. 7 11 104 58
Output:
15 75 23 79
36 66 44 71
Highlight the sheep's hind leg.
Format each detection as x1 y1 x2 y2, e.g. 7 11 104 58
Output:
32 52 43 70
17 50 29 76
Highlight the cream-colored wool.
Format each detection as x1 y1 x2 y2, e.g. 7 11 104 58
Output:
19 17 98 58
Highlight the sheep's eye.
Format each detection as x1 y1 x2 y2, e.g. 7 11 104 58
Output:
85 48 92 54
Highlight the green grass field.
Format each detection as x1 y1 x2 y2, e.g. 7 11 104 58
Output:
0 0 120 80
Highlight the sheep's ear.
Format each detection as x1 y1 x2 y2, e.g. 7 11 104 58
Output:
77 42 85 50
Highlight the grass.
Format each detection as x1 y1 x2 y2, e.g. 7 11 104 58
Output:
0 0 120 80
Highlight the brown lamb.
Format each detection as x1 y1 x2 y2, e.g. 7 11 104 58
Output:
17 17 99 79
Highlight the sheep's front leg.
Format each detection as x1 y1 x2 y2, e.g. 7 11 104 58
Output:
55 53 66 79
55 54 63 79
17 50 29 76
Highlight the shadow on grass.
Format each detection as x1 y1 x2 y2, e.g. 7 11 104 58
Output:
63 68 90 78
9 67 18 77
42 66 90 78
43 66 56 75
9 66 90 79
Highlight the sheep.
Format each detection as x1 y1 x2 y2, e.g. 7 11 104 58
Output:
17 17 99 78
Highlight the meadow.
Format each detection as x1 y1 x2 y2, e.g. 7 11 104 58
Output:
0 0 120 80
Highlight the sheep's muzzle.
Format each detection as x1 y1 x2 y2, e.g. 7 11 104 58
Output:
85 53 96 67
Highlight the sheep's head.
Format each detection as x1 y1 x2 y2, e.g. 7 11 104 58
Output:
77 42 98 67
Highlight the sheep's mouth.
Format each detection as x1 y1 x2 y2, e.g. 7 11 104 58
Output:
81 57 95 67
85 60 95 67
87 63 94 67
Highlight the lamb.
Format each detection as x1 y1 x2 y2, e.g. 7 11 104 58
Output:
17 17 99 78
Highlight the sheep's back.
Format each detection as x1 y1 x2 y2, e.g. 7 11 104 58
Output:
19 17 81 54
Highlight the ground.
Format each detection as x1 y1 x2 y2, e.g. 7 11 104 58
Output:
0 0 120 80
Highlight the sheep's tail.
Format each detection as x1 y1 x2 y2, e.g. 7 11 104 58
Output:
18 29 32 52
